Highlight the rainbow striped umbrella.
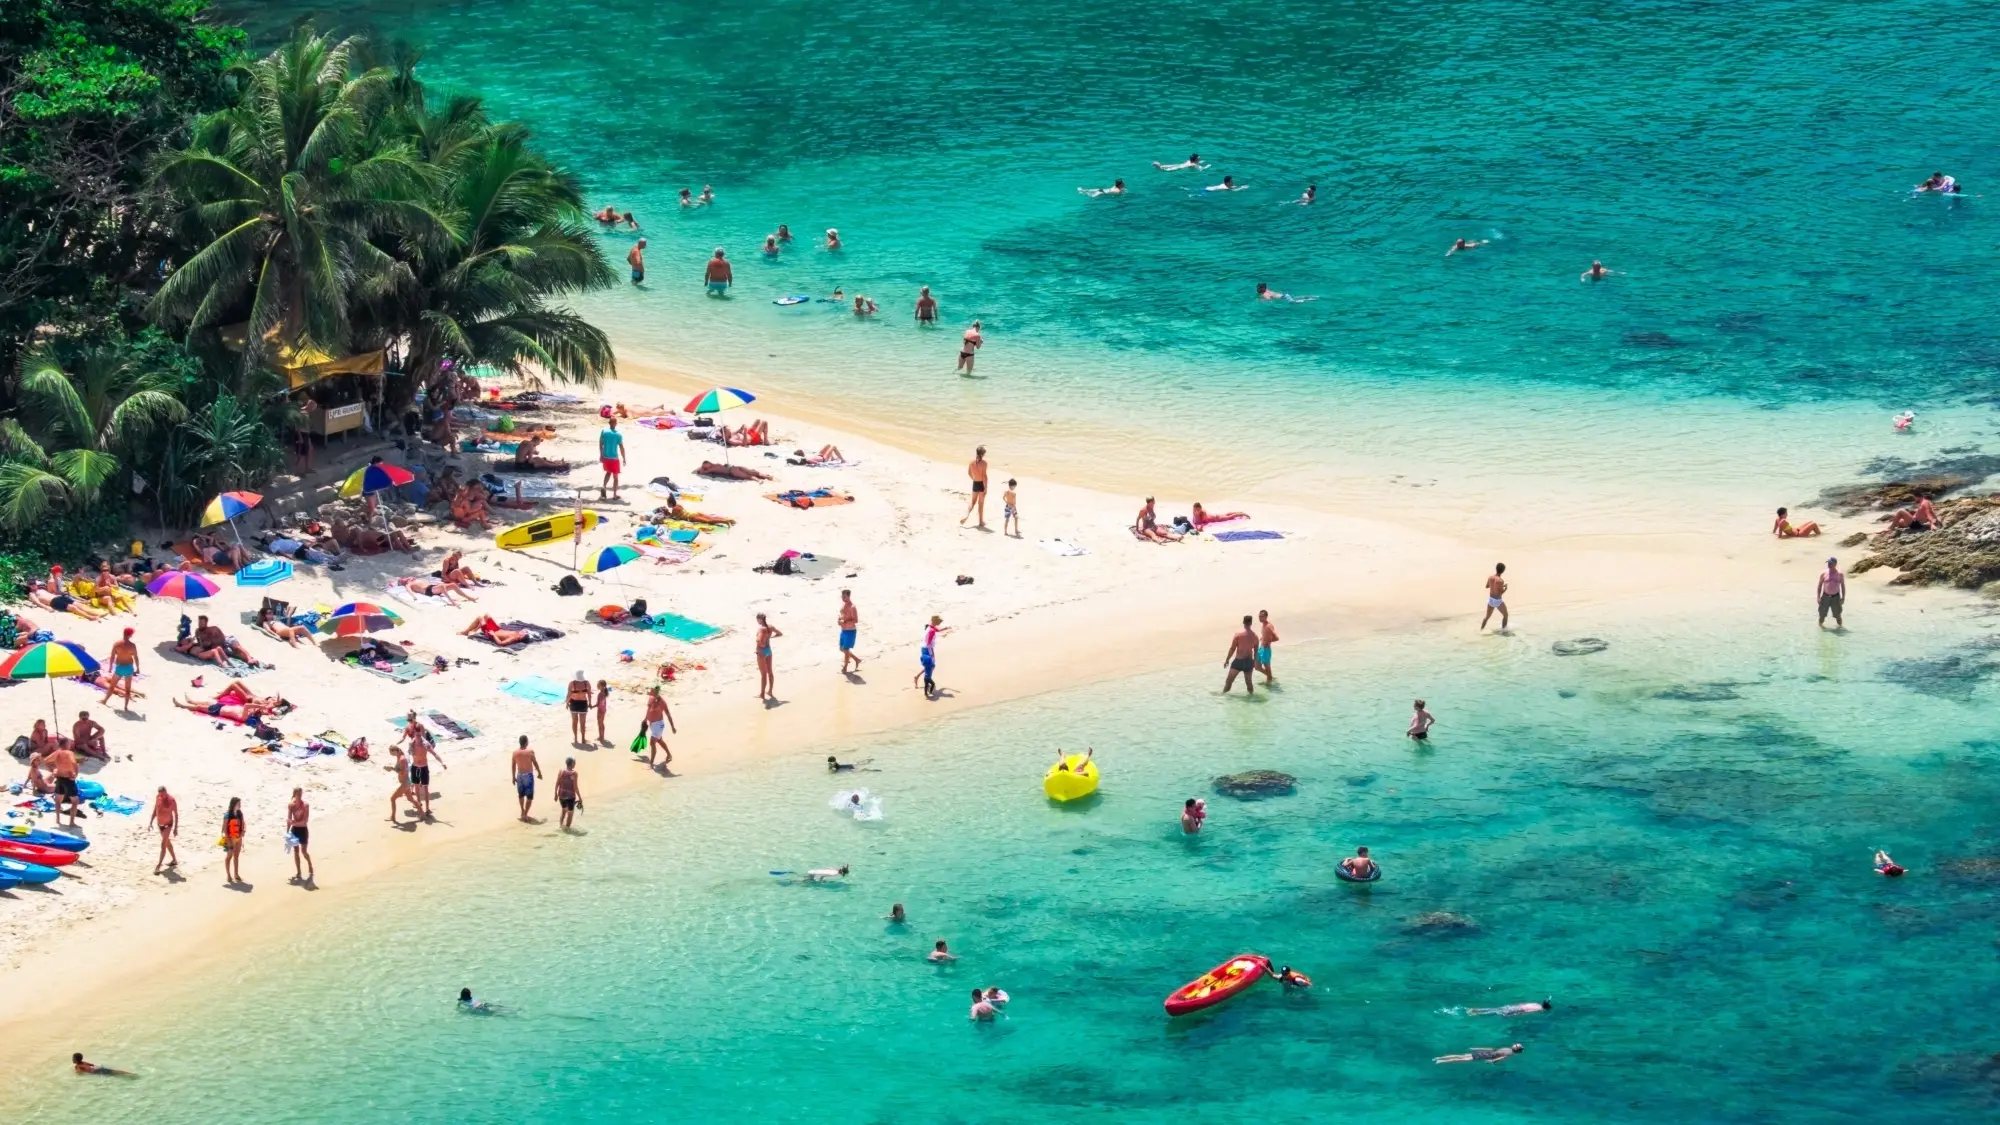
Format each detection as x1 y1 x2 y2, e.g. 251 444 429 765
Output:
582 543 644 575
201 491 263 526
318 603 403 637
0 641 100 723
338 462 416 498
684 386 756 414
146 569 221 600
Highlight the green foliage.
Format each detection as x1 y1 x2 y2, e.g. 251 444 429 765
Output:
0 501 131 570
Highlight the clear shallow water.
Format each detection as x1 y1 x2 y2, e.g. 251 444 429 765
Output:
28 596 2000 1124
234 0 2000 500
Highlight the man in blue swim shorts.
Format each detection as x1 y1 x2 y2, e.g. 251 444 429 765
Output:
510 735 542 820
838 589 861 673
704 246 732 295
627 239 645 285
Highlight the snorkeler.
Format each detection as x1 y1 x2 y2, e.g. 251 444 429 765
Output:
1205 175 1244 192
1874 850 1906 877
804 865 850 882
1581 259 1616 281
1446 237 1488 256
1080 179 1126 197
1153 153 1207 171
1466 1000 1552 1016
1274 966 1312 989
1434 1044 1524 1065
828 756 854 772
1256 282 1316 303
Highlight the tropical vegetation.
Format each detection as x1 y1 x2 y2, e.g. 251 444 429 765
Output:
0 1 617 562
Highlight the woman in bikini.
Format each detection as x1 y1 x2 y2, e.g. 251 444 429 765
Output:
391 575 467 605
462 616 531 646
1191 502 1249 529
254 605 314 646
566 671 593 743
1772 507 1822 538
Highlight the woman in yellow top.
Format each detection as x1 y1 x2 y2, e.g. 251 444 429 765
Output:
1772 507 1822 538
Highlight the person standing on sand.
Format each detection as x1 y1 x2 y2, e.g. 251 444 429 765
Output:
594 679 611 743
1817 557 1846 630
839 589 862 673
566 671 592 744
960 446 990 528
957 320 984 375
48 741 80 827
511 735 543 821
1002 479 1020 538
101 626 139 710
704 247 732 295
556 757 582 830
1256 610 1280 684
286 786 313 883
644 686 676 770
915 285 938 325
389 746 419 822
598 416 625 501
915 614 949 696
1408 699 1436 740
1223 615 1260 695
408 725 445 818
627 239 646 285
150 785 179 873
1480 563 1509 631
756 613 783 700
221 796 245 885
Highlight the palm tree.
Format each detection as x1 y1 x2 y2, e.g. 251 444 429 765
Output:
0 345 186 528
157 393 282 525
148 28 443 378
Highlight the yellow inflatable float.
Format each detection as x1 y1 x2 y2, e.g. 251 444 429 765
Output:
1043 751 1100 801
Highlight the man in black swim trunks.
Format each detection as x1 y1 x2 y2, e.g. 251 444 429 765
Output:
959 446 989 529
1223 615 1259 695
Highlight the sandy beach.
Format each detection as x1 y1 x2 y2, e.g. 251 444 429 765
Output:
0 352 1925 1055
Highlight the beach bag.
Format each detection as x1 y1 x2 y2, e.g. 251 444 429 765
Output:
773 554 794 576
7 736 30 761
628 598 648 619
554 575 583 596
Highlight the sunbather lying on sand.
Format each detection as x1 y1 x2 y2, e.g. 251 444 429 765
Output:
697 462 773 481
788 445 847 466
391 575 470 605
332 521 414 554
174 680 289 724
259 532 343 564
462 615 531 646
654 498 735 525
190 532 251 570
25 579 109 619
513 435 572 471
722 420 770 446
254 605 314 646
1190 502 1249 528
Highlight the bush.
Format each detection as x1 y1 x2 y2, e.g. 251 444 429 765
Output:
0 502 133 576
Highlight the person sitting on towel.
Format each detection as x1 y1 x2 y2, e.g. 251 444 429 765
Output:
513 435 571 471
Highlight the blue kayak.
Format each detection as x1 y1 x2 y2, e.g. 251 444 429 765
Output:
0 827 89 852
0 856 60 884
0 874 19 892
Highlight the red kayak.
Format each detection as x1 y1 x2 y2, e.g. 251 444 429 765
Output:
0 839 78 867
1164 954 1270 1016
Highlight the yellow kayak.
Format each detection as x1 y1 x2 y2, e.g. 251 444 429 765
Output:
495 509 600 550
1043 754 1100 801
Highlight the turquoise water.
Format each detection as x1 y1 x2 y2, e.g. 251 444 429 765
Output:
28 595 2000 1123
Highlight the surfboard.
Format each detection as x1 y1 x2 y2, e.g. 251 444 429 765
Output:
495 509 601 550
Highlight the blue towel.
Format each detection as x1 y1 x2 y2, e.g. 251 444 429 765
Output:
499 675 566 705
1213 529 1284 542
646 612 723 643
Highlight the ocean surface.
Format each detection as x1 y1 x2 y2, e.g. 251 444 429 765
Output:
26 595 2000 1124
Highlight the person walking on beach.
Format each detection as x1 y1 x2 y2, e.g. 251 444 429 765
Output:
220 796 245 885
838 589 862 673
915 285 938 325
594 679 611 743
755 613 783 700
389 746 419 823
1408 699 1436 740
627 239 646 285
1480 563 1509 631
511 735 543 821
957 320 984 375
101 626 139 711
644 685 676 770
960 446 990 528
704 247 732 295
1223 615 1260 695
150 785 179 873
1002 479 1020 538
1817 557 1846 630
286 786 312 883
556 757 582 830
598 416 625 501
1256 609 1279 684
915 614 949 696
566 671 592 744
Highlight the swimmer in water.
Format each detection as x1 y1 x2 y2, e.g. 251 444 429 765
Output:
1581 260 1616 281
1467 1000 1552 1016
1275 966 1312 988
1874 849 1905 876
1079 179 1126 197
1206 175 1244 192
853 294 878 316
1181 797 1206 834
804 865 850 882
983 986 1010 1006
1153 153 1207 171
72 1052 131 1076
1915 171 1960 194
763 235 780 256
678 187 694 207
1340 846 1378 880
929 939 957 962
457 987 489 1012
1435 1044 1524 1065
1446 237 1488 257
824 228 842 251
1297 184 1316 205
828 756 855 772
593 205 619 224
776 224 794 243
829 287 845 303
1256 282 1316 303
887 903 906 922
1408 699 1435 740
970 987 998 1020
621 211 638 229
699 184 714 205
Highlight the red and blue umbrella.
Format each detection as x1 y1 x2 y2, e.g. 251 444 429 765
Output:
318 603 403 637
684 386 756 415
147 569 221 600
201 491 262 526
339 462 416 498
0 641 100 723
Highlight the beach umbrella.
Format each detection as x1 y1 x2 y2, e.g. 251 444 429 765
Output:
200 490 263 546
0 641 100 724
684 386 756 415
582 543 644 575
319 603 403 637
338 462 415 499
146 569 221 601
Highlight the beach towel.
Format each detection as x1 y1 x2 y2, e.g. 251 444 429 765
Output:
500 675 566 705
235 558 294 587
764 490 853 509
636 416 688 430
645 613 725 643
1213 529 1285 542
89 794 145 815
390 712 481 739
171 539 239 574
480 472 582 500
467 621 565 653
